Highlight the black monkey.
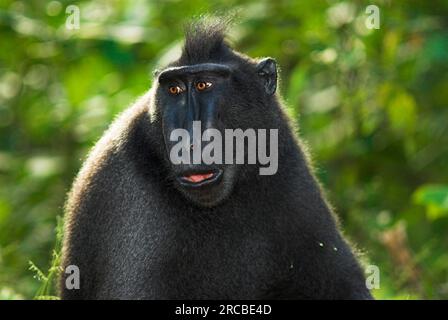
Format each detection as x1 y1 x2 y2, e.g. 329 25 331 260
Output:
60 19 372 299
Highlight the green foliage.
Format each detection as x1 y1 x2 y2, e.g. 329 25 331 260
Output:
28 216 63 300
0 0 447 299
413 185 448 220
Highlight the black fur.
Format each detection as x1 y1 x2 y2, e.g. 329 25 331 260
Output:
60 19 372 300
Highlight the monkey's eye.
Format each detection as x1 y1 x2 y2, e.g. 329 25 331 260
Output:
195 81 212 91
168 86 183 95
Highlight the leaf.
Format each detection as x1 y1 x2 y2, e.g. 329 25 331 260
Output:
413 185 448 220
28 261 48 282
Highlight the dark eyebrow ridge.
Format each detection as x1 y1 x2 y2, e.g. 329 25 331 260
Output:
158 63 231 82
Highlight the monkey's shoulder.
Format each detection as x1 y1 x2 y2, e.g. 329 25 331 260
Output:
65 95 162 216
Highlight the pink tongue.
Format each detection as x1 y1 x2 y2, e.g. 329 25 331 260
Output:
185 173 214 183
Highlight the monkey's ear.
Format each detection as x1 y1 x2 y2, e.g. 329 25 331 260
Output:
256 58 277 95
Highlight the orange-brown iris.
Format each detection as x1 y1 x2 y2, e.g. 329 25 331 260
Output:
196 81 211 91
169 86 182 95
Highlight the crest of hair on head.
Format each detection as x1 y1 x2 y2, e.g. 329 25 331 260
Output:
178 16 234 65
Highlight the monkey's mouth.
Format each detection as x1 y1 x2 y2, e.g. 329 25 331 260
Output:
177 169 223 188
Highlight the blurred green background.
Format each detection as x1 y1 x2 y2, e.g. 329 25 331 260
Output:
0 0 447 300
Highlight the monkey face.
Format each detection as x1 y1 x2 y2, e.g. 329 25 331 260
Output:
153 59 277 208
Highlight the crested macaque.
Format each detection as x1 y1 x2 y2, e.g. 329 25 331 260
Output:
60 19 372 300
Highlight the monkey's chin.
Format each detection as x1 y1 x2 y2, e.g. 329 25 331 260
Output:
175 167 236 208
